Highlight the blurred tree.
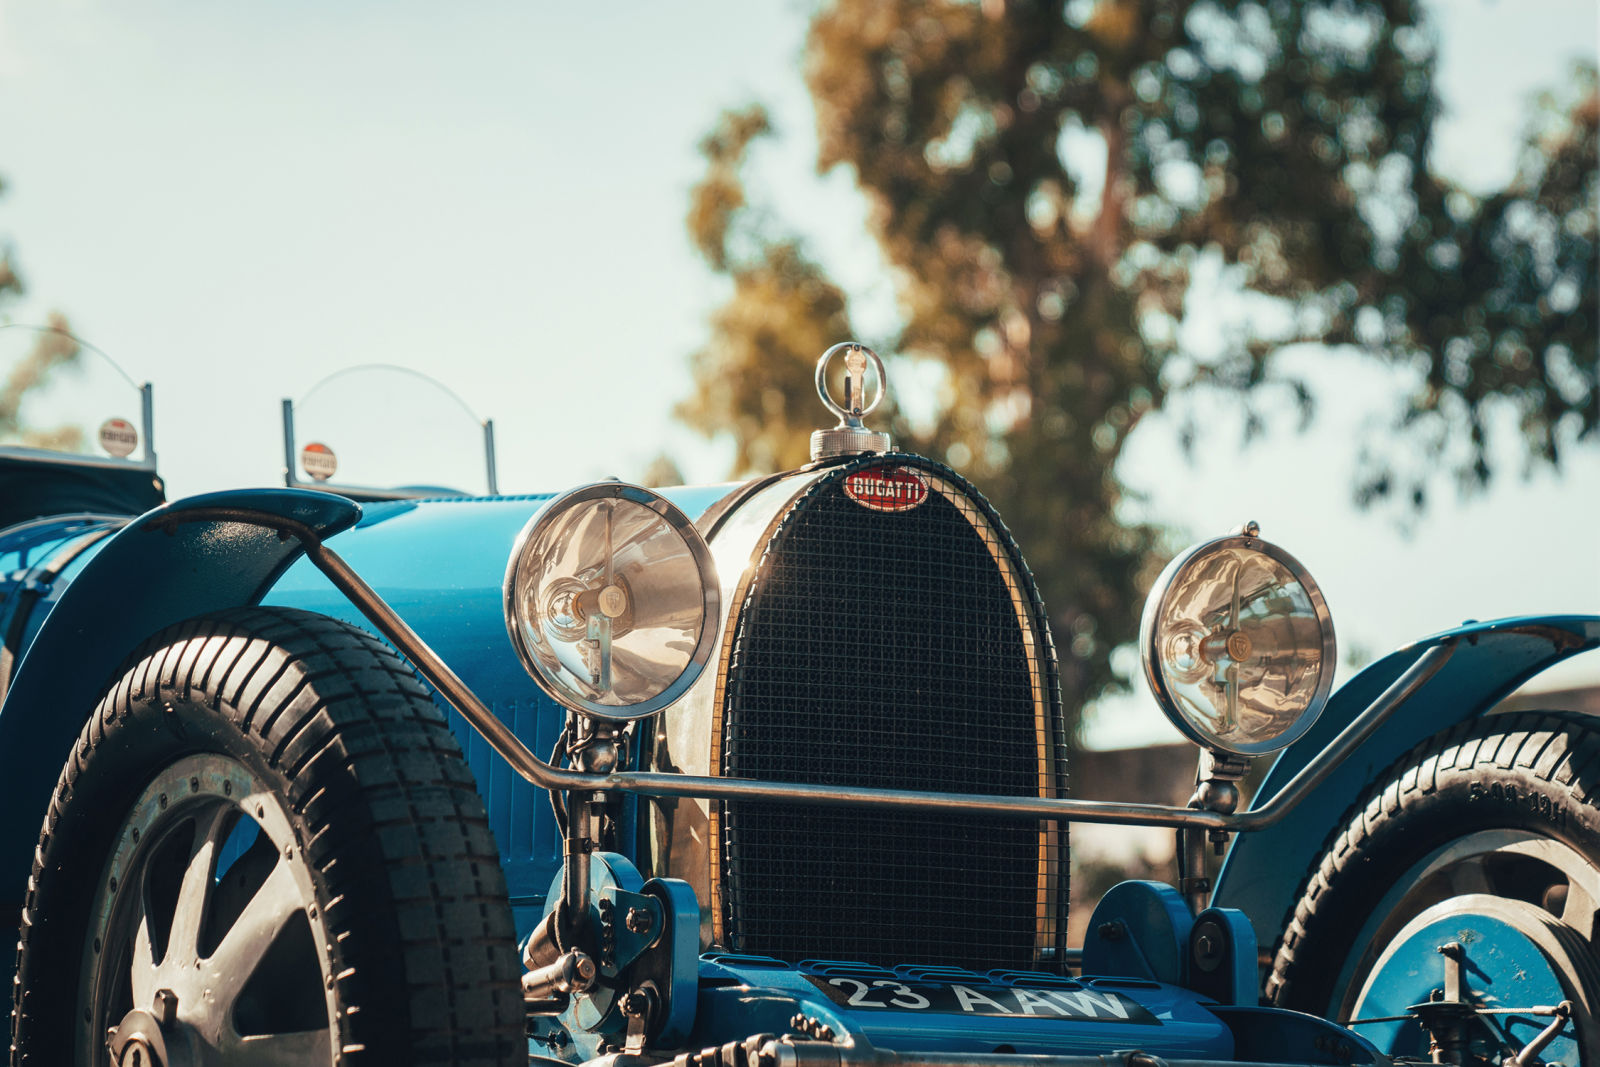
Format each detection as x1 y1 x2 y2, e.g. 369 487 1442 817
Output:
1 315 82 452
0 175 22 309
681 108 860 476
680 0 1598 715
0 173 82 450
640 451 687 489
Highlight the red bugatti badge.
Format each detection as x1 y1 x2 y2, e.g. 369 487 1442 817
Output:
844 467 929 513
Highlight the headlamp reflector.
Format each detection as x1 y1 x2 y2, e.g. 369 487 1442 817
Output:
1140 531 1335 755
504 483 719 720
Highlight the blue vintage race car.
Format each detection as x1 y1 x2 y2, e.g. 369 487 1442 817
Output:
0 333 1595 1067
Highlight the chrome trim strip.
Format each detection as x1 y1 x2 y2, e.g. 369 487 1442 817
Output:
768 1046 1372 1067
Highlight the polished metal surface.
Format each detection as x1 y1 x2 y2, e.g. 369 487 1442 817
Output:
1228 641 1452 828
1141 532 1337 756
520 949 597 1000
645 469 831 946
503 482 721 721
810 342 892 460
763 1043 1378 1067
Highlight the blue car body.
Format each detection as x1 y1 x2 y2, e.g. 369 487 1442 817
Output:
1 446 1595 1065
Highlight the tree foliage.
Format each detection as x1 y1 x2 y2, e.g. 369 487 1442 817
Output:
681 109 860 476
0 173 81 450
680 0 1598 715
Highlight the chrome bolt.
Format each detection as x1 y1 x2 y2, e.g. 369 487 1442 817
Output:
625 907 653 934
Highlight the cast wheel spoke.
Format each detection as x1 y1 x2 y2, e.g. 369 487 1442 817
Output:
128 911 159 1010
204 857 305 1007
1444 854 1495 898
222 1027 336 1067
1556 877 1597 937
164 803 236 966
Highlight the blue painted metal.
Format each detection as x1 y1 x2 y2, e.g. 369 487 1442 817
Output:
8 470 1578 1066
1080 881 1192 985
1187 908 1256 1008
1212 615 1600 950
641 876 702 1047
0 514 120 564
1351 910 1582 1064
1206 1006 1385 1066
688 957 1235 1059
260 484 736 915
532 851 649 1059
0 517 125 674
0 488 362 909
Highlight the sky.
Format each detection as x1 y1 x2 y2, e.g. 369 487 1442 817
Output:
1 0 1596 749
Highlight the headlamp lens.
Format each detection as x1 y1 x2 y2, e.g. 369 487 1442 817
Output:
1141 535 1334 755
505 484 719 720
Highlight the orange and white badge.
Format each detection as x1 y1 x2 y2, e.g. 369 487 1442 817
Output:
97 418 138 458
301 442 338 482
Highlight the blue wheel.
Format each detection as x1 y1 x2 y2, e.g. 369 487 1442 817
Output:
1267 712 1600 1064
1349 894 1598 1064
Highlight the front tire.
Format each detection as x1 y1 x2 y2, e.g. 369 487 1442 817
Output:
11 607 523 1065
1267 711 1600 1061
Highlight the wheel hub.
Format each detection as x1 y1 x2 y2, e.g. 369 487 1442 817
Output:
107 1005 181 1067
1350 895 1599 1065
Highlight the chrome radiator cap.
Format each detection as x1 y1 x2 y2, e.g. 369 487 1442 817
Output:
810 342 892 460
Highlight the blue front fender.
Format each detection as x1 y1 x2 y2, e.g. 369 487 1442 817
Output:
1212 613 1600 951
0 488 362 911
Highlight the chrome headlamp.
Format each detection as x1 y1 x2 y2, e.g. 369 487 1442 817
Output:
1140 523 1335 756
504 483 720 721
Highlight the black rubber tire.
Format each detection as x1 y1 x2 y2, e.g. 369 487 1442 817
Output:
1266 711 1600 1025
10 607 523 1065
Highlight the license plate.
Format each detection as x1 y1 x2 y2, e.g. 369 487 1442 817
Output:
804 976 1157 1024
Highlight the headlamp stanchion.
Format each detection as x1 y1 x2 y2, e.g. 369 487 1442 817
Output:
561 717 626 945
1178 749 1250 915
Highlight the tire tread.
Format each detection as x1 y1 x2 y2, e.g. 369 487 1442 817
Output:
1266 710 1600 1012
11 607 520 1065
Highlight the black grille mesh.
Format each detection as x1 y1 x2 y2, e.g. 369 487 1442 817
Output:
718 458 1066 971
